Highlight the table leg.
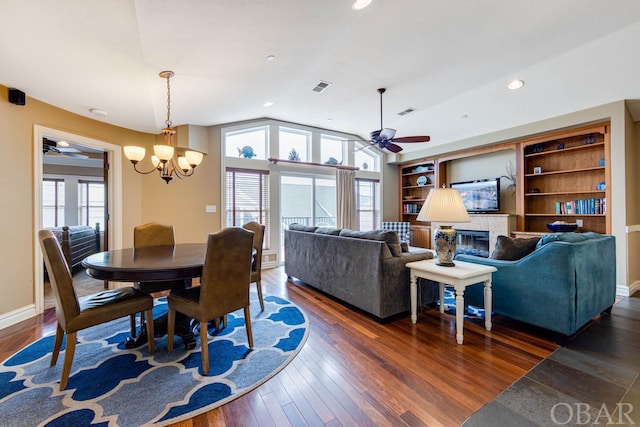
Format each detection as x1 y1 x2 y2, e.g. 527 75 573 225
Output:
410 271 417 323
484 279 492 332
455 287 465 344
439 283 445 314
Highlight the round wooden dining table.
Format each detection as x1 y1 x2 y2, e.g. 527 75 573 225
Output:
82 243 207 283
82 243 207 349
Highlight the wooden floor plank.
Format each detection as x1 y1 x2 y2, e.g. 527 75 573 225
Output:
0 266 559 426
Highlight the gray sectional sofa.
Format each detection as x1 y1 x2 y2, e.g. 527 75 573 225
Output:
284 224 434 320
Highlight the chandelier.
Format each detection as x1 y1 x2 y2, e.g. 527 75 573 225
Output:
124 71 203 184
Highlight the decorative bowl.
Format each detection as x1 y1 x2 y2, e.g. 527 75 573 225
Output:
403 195 417 200
546 222 578 232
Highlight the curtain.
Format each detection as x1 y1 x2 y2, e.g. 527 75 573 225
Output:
336 168 357 230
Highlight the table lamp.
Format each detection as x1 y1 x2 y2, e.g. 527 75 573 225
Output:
417 185 470 266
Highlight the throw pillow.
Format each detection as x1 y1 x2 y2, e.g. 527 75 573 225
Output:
400 242 409 252
288 223 318 233
338 229 403 256
490 235 540 261
314 227 342 236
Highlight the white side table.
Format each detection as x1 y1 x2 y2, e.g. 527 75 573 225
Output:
405 259 497 344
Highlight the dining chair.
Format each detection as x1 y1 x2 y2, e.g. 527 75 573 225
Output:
132 222 187 335
167 227 254 375
39 230 155 390
242 221 266 311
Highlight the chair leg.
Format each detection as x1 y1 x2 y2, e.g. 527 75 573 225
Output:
51 324 64 367
167 308 176 352
222 314 228 329
244 306 254 348
256 280 264 311
200 321 209 375
60 331 77 391
130 314 137 338
145 308 155 354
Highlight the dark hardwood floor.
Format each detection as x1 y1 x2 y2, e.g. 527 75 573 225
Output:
0 267 559 426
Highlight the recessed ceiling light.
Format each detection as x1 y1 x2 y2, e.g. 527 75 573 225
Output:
89 108 108 116
57 140 69 147
462 114 469 119
327 118 332 122
263 101 274 107
266 55 275 62
508 79 525 90
352 0 372 10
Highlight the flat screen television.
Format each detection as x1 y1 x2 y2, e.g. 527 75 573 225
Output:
450 178 500 213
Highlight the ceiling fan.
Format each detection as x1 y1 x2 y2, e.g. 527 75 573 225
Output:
42 138 89 159
357 88 430 153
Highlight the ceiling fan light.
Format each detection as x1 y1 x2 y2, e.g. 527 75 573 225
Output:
154 144 174 162
124 146 145 163
352 0 372 10
185 150 204 167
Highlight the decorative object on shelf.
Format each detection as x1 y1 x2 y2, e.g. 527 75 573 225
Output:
530 188 541 193
238 146 257 158
599 158 605 167
533 166 543 174
417 185 470 266
403 195 417 200
531 143 544 153
413 165 431 173
596 181 606 190
416 176 428 186
557 143 565 149
584 134 597 144
288 148 300 161
546 221 578 232
124 71 204 184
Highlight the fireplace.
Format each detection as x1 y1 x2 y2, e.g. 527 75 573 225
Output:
456 229 490 258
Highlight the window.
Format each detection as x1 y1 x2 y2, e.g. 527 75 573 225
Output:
320 135 345 165
354 144 379 172
225 126 268 159
42 179 65 228
279 127 310 161
78 181 105 230
356 179 380 231
226 168 270 248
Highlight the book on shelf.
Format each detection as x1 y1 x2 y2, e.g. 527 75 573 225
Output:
555 198 606 215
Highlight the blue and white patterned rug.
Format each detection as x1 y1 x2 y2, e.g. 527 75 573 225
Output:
441 287 485 318
0 293 308 427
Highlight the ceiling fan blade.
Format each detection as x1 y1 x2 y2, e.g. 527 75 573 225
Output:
392 135 431 143
384 142 403 153
380 128 396 140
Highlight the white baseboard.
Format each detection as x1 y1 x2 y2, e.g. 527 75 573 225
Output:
622 281 640 298
0 304 37 331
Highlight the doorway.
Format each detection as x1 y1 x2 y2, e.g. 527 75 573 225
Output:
33 126 123 314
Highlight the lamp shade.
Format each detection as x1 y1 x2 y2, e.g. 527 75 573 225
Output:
154 144 174 162
417 187 470 224
123 146 146 162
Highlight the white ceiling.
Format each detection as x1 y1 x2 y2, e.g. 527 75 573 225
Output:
2 0 640 153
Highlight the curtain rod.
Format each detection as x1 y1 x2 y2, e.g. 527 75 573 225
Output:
267 158 359 171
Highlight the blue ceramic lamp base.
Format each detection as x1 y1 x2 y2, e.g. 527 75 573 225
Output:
433 225 457 267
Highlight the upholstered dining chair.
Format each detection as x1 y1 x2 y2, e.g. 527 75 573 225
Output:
39 230 155 390
167 227 254 375
132 222 187 335
242 221 266 311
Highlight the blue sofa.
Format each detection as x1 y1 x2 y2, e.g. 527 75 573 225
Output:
455 232 616 338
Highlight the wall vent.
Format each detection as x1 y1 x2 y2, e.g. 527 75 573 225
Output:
397 108 415 116
312 80 332 93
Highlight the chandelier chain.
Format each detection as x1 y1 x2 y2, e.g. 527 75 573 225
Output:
165 73 172 128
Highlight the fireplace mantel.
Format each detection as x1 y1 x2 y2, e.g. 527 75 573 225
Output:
431 214 516 254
